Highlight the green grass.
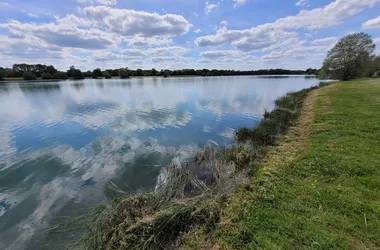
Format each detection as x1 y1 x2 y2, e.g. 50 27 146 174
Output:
213 79 380 249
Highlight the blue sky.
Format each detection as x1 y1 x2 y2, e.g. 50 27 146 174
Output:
0 0 379 71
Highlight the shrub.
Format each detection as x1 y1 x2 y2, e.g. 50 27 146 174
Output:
23 71 37 80
41 72 53 79
119 68 130 79
72 69 85 80
103 71 112 79
53 72 69 79
318 82 330 87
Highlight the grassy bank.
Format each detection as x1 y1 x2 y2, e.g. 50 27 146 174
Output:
197 78 380 249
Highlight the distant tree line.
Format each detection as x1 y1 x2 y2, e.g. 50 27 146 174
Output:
0 65 319 81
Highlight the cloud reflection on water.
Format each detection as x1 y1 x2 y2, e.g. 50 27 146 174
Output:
0 76 320 249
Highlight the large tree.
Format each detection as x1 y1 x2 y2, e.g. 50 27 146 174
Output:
321 32 376 80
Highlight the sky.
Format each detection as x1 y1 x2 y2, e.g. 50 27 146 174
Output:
0 0 379 71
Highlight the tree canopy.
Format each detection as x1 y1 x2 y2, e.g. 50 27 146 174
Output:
12 64 57 77
321 32 376 80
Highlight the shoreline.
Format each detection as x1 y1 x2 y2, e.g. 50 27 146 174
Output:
0 74 317 83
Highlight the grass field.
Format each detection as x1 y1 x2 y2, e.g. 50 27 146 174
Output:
204 79 380 249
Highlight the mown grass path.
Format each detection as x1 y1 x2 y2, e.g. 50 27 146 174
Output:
208 79 380 249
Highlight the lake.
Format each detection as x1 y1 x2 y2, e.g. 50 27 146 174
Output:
0 76 320 249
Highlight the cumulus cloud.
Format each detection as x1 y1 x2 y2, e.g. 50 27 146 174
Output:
196 26 298 52
220 20 228 26
194 28 202 33
196 0 380 52
83 6 191 37
92 46 189 63
77 0 117 5
205 2 218 14
261 43 333 62
0 17 117 50
374 37 380 44
275 0 380 30
0 5 192 65
362 15 380 29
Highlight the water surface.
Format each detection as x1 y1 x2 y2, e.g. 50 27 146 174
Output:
0 76 320 249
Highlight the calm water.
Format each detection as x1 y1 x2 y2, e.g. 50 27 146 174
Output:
0 76 320 249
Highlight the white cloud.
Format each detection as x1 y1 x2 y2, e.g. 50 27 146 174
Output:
196 0 380 52
0 2 10 7
200 50 243 59
127 36 173 46
146 46 189 56
273 0 380 30
205 2 218 14
220 20 228 26
92 51 141 62
0 5 192 59
121 49 147 57
362 15 380 29
77 0 117 5
310 37 339 45
374 37 380 44
0 18 117 50
295 0 308 7
92 46 190 63
83 6 191 37
194 28 202 33
27 13 39 18
233 0 248 8
196 26 299 52
261 43 332 63
198 59 213 63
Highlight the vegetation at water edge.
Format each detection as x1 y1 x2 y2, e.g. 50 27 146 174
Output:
207 78 380 249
